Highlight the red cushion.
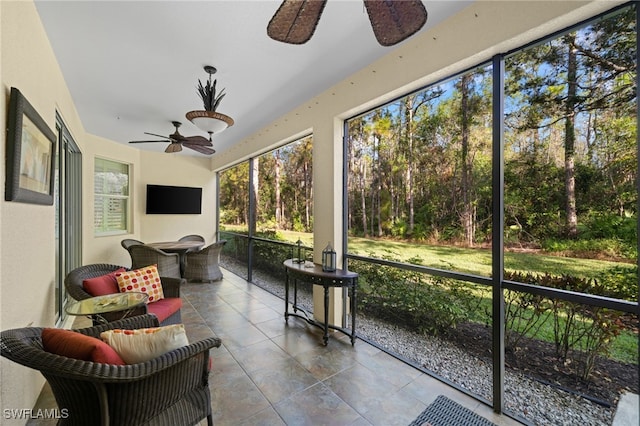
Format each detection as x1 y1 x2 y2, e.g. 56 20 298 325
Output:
83 268 126 296
42 328 126 365
147 298 182 323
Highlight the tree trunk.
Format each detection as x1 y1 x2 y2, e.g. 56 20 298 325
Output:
250 158 259 235
304 159 311 229
564 35 578 238
274 151 282 229
404 96 415 234
360 161 368 236
460 73 474 246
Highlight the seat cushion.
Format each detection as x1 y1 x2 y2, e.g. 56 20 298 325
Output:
100 324 189 364
115 265 164 302
42 328 126 365
147 297 182 323
82 268 126 296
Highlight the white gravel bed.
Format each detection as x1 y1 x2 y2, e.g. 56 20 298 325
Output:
222 260 617 425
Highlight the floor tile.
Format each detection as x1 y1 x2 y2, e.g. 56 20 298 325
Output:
28 268 523 426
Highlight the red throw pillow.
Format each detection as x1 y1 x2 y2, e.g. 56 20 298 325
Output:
83 268 126 296
42 328 126 365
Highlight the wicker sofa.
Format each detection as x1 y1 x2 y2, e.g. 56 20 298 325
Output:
65 264 184 326
0 315 221 426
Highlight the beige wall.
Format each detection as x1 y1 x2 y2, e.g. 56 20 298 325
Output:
0 1 218 416
0 0 625 417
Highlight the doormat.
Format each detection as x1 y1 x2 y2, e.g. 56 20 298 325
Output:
408 395 498 426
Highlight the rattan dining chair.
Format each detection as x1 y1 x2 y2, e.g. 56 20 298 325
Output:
178 234 205 251
120 238 144 250
183 240 227 282
0 315 221 426
127 245 181 279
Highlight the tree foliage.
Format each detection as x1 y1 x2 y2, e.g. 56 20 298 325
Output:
347 6 637 263
220 136 314 235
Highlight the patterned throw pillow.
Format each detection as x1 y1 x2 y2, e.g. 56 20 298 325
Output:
115 265 164 303
100 324 189 364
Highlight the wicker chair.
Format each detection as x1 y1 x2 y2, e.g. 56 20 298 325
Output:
120 238 144 250
178 234 205 250
127 245 181 279
0 315 221 426
183 240 227 282
65 264 183 326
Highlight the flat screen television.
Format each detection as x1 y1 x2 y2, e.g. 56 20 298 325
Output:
146 184 202 214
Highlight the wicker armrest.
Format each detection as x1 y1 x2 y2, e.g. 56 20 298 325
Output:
31 336 222 382
160 277 184 298
1 315 221 381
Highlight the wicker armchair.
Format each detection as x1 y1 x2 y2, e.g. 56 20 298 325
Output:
183 240 227 282
65 264 183 326
127 245 181 279
178 234 205 250
0 315 221 426
120 238 144 250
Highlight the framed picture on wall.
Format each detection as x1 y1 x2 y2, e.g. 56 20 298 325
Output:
5 87 56 205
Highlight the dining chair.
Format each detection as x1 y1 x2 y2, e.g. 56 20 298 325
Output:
120 238 144 250
127 245 181 279
178 234 205 250
183 240 227 282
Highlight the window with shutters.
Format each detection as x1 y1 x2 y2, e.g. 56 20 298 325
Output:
94 157 130 235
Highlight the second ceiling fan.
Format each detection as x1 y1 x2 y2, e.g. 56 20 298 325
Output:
129 121 216 155
267 0 428 46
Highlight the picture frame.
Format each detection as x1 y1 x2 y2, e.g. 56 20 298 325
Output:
5 87 56 205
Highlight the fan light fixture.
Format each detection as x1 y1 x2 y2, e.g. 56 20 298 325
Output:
185 65 234 134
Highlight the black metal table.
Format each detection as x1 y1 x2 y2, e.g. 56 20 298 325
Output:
283 259 358 345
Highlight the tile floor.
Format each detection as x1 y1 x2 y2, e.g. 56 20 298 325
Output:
30 268 523 426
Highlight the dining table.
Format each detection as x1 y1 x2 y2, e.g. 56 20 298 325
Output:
147 240 205 275
146 241 204 253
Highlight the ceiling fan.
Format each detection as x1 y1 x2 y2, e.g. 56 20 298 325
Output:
128 121 216 155
267 0 428 46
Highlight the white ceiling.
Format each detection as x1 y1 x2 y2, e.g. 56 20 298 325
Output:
34 0 470 156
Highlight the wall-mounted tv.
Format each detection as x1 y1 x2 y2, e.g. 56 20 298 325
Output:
146 184 202 214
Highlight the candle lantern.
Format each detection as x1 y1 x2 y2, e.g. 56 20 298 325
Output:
293 239 305 263
322 242 336 272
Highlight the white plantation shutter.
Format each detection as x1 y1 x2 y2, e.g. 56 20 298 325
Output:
94 158 130 234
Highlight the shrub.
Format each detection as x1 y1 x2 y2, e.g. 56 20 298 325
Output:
502 271 552 352
350 256 472 335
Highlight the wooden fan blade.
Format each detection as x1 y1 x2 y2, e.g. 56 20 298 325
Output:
267 0 327 44
144 132 175 140
184 143 216 155
165 143 183 153
183 135 212 146
363 0 427 46
129 140 170 144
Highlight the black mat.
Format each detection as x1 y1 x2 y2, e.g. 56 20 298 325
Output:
408 395 498 426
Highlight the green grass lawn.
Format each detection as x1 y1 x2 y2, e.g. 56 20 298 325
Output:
224 225 631 278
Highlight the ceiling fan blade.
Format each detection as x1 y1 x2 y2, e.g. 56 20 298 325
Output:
183 143 216 155
129 140 171 144
144 132 174 140
267 0 327 44
183 135 212 146
363 0 427 46
165 143 183 153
